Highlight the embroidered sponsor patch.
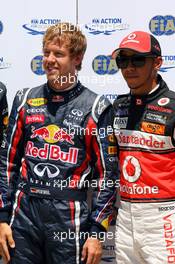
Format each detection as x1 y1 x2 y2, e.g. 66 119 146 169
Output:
144 112 167 124
158 97 170 106
114 117 128 129
141 121 165 135
26 115 45 124
27 98 47 107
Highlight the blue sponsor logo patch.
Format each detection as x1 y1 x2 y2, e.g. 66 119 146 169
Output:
0 21 3 34
159 55 175 72
31 55 45 75
149 15 175 36
23 18 61 35
104 94 118 103
85 17 129 35
92 55 118 75
0 57 11 69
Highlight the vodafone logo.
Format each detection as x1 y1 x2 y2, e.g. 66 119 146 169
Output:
122 33 139 45
123 156 141 183
158 98 170 106
128 33 136 40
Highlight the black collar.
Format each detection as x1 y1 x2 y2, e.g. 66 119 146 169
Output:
44 81 84 105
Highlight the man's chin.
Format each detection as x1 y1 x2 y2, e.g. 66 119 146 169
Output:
48 78 59 86
128 82 142 90
47 75 59 83
128 85 138 90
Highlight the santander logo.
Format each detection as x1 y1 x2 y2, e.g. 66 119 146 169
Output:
116 130 174 151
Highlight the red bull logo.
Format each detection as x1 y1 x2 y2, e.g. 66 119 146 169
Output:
25 141 78 164
53 128 74 145
31 125 74 145
31 127 50 140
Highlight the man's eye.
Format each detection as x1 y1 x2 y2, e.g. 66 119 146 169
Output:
43 52 49 57
55 53 63 57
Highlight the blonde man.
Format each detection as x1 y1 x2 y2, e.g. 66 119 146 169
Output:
0 23 118 264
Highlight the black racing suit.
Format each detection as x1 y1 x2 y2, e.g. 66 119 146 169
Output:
0 81 118 264
113 75 175 263
0 82 8 144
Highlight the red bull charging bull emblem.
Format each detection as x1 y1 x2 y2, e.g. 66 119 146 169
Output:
31 125 74 144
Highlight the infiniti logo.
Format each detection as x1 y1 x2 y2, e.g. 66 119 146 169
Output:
71 109 83 116
34 163 60 178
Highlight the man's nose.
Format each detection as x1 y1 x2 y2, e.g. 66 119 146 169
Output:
47 53 56 62
127 59 135 69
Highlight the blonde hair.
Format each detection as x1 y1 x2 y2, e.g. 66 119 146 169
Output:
43 22 87 71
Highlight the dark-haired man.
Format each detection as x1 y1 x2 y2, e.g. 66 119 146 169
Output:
112 31 175 263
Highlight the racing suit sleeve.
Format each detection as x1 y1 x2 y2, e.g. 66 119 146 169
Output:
0 90 27 223
87 96 119 238
0 82 8 145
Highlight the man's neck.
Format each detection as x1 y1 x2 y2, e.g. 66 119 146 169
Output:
49 80 77 92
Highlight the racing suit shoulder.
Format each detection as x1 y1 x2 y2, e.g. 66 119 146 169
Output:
164 89 175 100
91 94 112 123
13 84 46 110
0 82 7 100
25 83 45 96
13 88 31 111
113 93 130 108
76 86 97 106
158 88 175 110
72 86 99 117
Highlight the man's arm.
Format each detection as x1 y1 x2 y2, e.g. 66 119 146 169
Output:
0 89 28 263
0 82 8 145
82 96 119 264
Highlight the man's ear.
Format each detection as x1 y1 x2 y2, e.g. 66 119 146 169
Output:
154 56 163 71
74 54 84 66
